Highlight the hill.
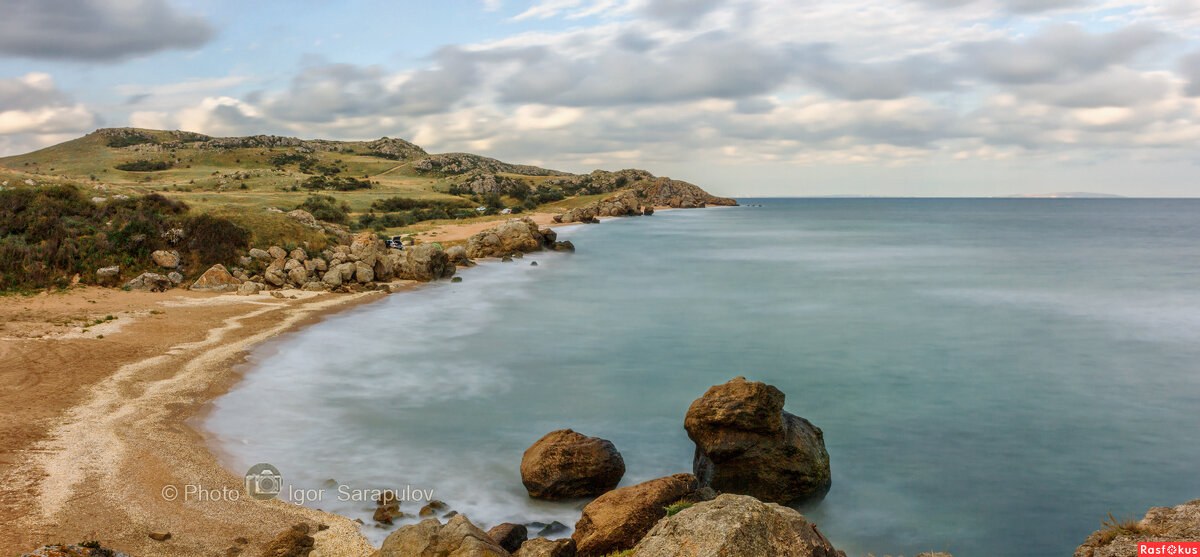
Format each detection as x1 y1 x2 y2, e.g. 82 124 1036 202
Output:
0 128 735 290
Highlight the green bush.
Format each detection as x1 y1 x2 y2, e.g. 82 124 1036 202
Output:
115 160 172 171
296 194 351 225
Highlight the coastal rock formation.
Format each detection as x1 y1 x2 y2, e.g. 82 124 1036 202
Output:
125 272 172 292
151 249 180 269
685 377 831 504
375 515 509 557
396 243 454 281
514 538 576 557
1075 499 1200 557
262 524 315 557
553 190 643 224
544 169 737 207
464 218 554 259
487 523 528 553
633 494 846 557
445 245 475 267
572 473 698 556
521 429 625 500
189 264 243 292
635 178 737 208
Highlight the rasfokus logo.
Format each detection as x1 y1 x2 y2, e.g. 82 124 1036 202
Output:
244 463 283 500
1140 543 1200 555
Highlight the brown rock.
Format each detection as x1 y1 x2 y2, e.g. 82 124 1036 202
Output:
148 531 172 541
189 264 244 292
464 218 551 259
375 515 509 557
151 249 180 269
514 537 576 557
396 243 453 282
1076 499 1200 557
260 526 313 557
632 494 845 557
487 523 528 553
521 430 625 500
375 503 401 524
572 473 697 557
685 377 831 504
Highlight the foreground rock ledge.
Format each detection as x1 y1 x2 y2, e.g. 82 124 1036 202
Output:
685 376 832 504
572 473 698 557
521 429 625 500
1075 499 1200 557
374 514 508 557
633 493 846 557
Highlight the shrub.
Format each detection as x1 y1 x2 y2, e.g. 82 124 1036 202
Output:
296 195 351 225
115 160 172 171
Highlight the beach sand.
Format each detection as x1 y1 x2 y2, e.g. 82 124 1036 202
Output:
0 208 650 556
0 287 382 556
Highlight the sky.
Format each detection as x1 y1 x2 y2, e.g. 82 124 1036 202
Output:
2 0 1200 196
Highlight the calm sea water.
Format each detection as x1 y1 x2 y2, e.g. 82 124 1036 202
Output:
204 199 1200 556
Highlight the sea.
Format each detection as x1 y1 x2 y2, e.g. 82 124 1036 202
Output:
203 198 1200 556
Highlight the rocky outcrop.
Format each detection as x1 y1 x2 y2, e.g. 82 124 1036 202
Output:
487 523 528 553
446 245 475 267
189 264 243 292
1076 499 1200 557
464 218 556 259
635 178 736 208
521 429 625 500
514 538 575 557
685 377 831 504
572 473 698 557
633 494 845 557
151 249 180 269
375 514 509 557
553 190 643 224
412 153 570 177
125 272 171 291
262 524 315 557
545 169 736 208
21 544 133 557
396 243 454 281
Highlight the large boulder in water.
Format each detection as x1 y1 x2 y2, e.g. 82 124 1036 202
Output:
376 514 509 557
464 218 550 259
684 377 831 504
396 243 454 281
521 429 625 500
633 493 846 557
572 473 697 557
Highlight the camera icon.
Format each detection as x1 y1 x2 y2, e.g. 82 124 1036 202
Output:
244 463 283 500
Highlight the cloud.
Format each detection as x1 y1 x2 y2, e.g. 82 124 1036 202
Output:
638 0 725 27
920 0 1092 14
0 0 214 62
1179 50 1200 96
0 73 96 135
958 24 1169 85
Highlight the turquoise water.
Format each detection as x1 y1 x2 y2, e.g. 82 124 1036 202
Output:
205 199 1200 556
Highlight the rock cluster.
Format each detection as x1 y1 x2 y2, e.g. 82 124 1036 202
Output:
553 190 647 224
520 430 625 500
375 514 509 557
464 218 570 259
632 494 846 557
685 377 832 504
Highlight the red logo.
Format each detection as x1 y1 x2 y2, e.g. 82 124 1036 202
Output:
1140 543 1200 555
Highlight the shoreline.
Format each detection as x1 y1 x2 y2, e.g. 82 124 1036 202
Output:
0 207 651 556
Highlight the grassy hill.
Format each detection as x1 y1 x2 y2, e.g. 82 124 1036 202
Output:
0 128 732 291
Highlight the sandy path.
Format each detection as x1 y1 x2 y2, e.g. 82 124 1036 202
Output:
0 288 379 556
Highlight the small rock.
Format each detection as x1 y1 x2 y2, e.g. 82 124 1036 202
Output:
125 272 172 292
502 256 513 263
374 503 400 525
486 523 528 553
151 249 180 269
249 248 272 260
419 505 437 517
149 531 172 541
514 537 576 557
268 246 288 260
167 271 183 284
530 261 538 266
451 277 463 283
537 521 568 538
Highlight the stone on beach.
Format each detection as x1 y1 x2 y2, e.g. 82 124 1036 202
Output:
464 217 554 259
520 429 625 500
685 376 831 504
396 243 454 281
151 249 180 269
572 473 698 557
125 272 172 292
189 264 243 292
486 522 528 553
632 493 846 557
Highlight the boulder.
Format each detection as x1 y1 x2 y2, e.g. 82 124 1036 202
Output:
350 232 382 267
337 262 356 281
286 209 319 229
322 268 343 288
396 243 453 282
287 264 309 286
355 261 375 283
521 429 625 500
446 245 475 267
302 281 327 292
632 494 845 557
464 218 551 259
151 249 180 269
289 248 308 261
249 248 272 260
268 246 288 260
487 523 528 553
96 265 120 282
264 269 286 287
1076 499 1200 557
189 264 243 292
374 251 396 281
375 515 509 557
572 473 698 557
167 271 183 284
125 272 171 292
237 281 264 296
514 538 575 557
685 377 831 504
643 207 655 216
261 525 314 557
552 241 574 252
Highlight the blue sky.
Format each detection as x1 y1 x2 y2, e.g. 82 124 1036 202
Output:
2 0 1200 196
